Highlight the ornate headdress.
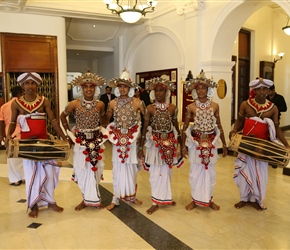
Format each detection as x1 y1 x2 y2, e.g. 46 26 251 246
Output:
145 77 176 92
17 72 42 86
184 69 216 93
145 77 176 102
107 68 137 89
184 70 216 100
70 70 106 87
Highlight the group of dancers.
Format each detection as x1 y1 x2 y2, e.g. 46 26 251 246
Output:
3 69 289 218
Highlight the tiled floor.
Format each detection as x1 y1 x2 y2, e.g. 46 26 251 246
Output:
0 139 290 250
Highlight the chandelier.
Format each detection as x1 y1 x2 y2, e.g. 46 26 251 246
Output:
103 0 158 23
282 17 290 36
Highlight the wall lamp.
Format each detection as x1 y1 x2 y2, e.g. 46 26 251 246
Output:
282 17 290 36
274 52 285 64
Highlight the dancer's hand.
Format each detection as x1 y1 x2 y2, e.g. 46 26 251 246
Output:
138 148 144 159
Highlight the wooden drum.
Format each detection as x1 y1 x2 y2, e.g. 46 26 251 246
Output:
229 133 290 167
7 139 70 161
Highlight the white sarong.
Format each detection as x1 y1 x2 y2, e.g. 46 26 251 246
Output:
185 126 220 207
73 143 105 207
144 126 178 205
233 117 280 208
7 158 24 184
23 159 59 209
107 122 141 204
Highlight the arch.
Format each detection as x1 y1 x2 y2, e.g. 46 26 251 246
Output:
205 0 290 64
124 25 185 70
200 0 290 135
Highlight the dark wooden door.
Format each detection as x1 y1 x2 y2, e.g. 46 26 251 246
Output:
237 29 251 113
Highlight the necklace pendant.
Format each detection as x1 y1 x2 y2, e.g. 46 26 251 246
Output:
196 100 211 110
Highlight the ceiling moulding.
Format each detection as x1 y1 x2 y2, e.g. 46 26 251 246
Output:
66 45 114 52
0 0 27 13
176 0 204 16
17 6 148 24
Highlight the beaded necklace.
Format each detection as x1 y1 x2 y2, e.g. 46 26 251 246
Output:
195 99 211 110
82 97 96 111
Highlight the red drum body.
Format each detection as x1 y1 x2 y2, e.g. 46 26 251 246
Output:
7 139 70 161
229 134 290 167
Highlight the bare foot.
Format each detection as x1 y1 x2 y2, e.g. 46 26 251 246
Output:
171 201 176 206
250 202 267 211
146 205 159 215
75 201 86 211
29 204 39 218
106 203 118 211
48 203 64 213
210 202 220 211
132 199 143 206
185 201 196 211
11 180 22 186
98 204 105 210
234 201 247 209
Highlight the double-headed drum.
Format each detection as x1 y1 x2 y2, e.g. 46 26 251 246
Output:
7 139 70 161
229 133 290 167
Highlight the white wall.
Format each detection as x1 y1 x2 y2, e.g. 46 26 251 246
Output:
0 12 67 116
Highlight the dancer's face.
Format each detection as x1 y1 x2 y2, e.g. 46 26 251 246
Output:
118 84 129 97
195 84 208 99
22 80 38 96
254 87 268 102
154 85 167 102
82 83 96 100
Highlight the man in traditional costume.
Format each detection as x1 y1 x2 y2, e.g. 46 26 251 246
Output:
229 78 290 211
60 70 108 211
105 69 146 210
181 70 227 211
0 86 24 186
138 77 182 215
5 72 69 218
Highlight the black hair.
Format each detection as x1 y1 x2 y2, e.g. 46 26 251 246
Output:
11 86 23 97
106 86 112 90
269 84 275 90
139 82 145 89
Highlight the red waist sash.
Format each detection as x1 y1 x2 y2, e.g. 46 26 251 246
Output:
242 118 268 140
21 118 47 139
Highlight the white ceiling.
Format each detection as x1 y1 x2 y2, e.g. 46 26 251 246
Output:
0 0 166 61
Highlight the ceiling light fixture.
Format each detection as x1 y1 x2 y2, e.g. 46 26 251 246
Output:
282 17 290 35
274 52 285 64
103 0 158 24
